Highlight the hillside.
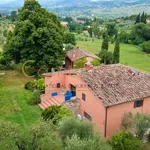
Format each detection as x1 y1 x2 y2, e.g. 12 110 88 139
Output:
1 0 150 7
0 0 150 17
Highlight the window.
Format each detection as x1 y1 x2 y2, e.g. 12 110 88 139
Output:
84 111 92 121
57 83 60 88
82 93 86 101
134 100 143 108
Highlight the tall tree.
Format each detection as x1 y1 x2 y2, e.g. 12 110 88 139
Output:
107 23 118 37
101 31 109 51
63 32 76 45
11 11 17 22
141 12 145 23
113 37 120 64
144 13 147 24
4 0 65 71
135 13 141 24
88 27 93 38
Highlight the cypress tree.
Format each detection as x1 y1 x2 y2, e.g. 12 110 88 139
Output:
135 13 141 24
101 31 109 51
141 12 145 23
113 37 120 64
144 13 147 24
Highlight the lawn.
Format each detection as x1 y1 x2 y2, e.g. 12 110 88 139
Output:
77 39 150 73
0 71 41 128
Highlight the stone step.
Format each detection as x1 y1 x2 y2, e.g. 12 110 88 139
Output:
41 101 49 108
49 97 60 105
43 99 53 106
38 103 46 110
39 94 65 110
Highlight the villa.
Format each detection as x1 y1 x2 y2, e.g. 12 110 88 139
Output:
39 64 150 138
65 47 99 69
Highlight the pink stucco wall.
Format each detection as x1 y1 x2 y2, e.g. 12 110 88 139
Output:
45 74 65 93
106 97 150 138
65 75 106 135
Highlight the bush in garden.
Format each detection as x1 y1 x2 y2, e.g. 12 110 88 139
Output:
132 113 150 140
73 57 87 69
110 131 142 150
0 52 11 70
41 105 72 124
28 90 41 105
141 41 150 54
58 117 93 140
91 58 101 66
65 134 112 150
25 78 45 91
34 78 45 91
121 112 133 130
25 81 35 91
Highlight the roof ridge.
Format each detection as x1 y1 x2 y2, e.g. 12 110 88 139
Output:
77 48 87 56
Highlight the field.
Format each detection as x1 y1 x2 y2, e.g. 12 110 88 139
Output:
0 71 41 127
77 39 150 73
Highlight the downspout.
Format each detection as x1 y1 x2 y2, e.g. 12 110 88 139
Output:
104 107 109 137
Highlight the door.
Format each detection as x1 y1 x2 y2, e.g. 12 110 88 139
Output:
70 84 76 97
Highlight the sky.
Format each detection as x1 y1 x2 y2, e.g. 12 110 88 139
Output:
0 0 15 3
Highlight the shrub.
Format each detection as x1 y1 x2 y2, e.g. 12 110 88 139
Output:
64 43 75 51
58 117 93 140
142 41 150 54
25 81 35 91
85 38 88 41
99 51 113 64
91 58 101 66
25 78 45 91
121 112 133 130
64 32 76 45
41 105 72 124
28 90 41 105
119 31 130 44
132 113 150 140
0 52 11 70
65 134 112 150
133 36 144 45
73 57 87 69
110 131 142 150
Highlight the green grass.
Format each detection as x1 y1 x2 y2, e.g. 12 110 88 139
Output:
0 71 41 128
77 39 150 73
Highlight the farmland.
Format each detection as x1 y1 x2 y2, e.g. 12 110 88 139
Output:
77 39 150 73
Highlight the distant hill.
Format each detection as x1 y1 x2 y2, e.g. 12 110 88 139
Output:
0 0 150 17
0 0 150 8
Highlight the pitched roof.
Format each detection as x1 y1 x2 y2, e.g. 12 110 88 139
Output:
67 47 99 62
44 64 150 107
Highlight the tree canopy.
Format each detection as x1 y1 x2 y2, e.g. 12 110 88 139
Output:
0 117 113 150
64 32 76 45
101 31 109 51
130 23 150 45
4 0 65 70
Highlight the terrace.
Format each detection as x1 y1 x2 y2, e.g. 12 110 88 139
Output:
39 88 80 112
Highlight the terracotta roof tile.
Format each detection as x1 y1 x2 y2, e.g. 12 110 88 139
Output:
67 47 99 61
